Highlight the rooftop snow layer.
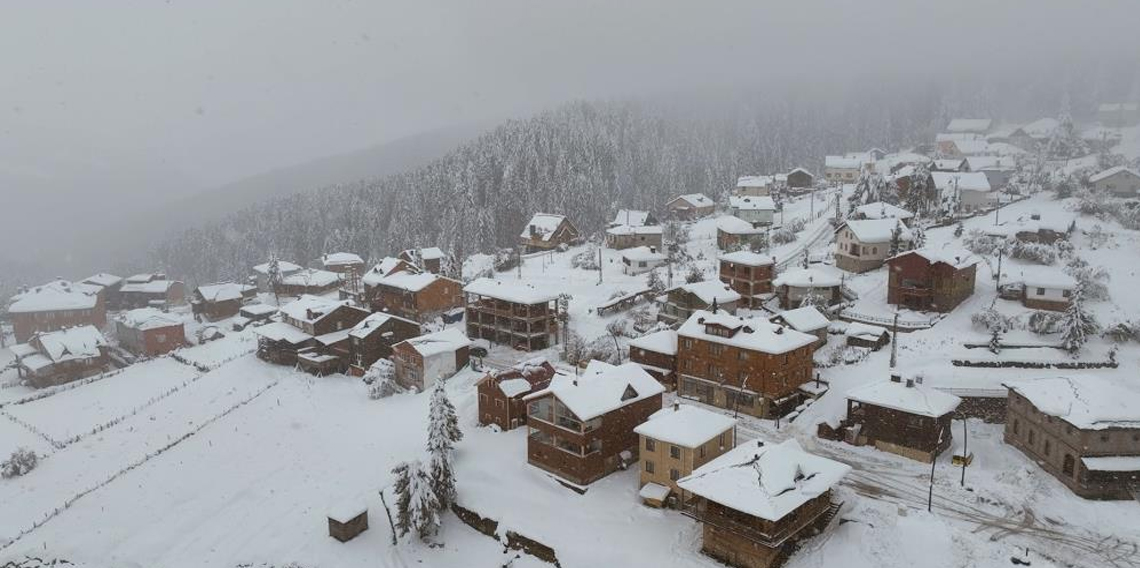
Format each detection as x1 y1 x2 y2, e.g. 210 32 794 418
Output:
634 404 735 448
847 378 961 418
322 252 364 266
717 215 764 235
719 250 775 267
842 219 913 244
280 268 341 288
520 213 568 241
773 307 829 333
253 322 314 344
736 175 774 188
890 247 977 269
1089 165 1140 183
30 325 108 363
252 260 303 275
931 171 991 192
610 209 654 227
628 329 678 356
401 328 471 358
377 271 443 293
464 278 558 305
1014 266 1077 290
118 308 183 331
729 195 776 211
348 311 418 340
854 202 914 221
677 438 850 522
8 282 99 313
621 246 666 263
1004 376 1140 430
279 295 351 325
83 273 122 288
679 310 816 355
525 360 664 421
772 266 843 288
606 224 663 236
195 282 255 303
680 281 742 305
669 193 713 208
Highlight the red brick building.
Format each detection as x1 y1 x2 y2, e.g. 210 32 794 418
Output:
191 282 257 321
524 360 665 485
12 326 110 387
116 308 187 357
476 358 561 430
369 272 463 323
886 249 977 312
718 251 775 309
628 329 678 390
7 280 107 343
676 310 816 418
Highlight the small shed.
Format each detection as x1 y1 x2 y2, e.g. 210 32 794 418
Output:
844 322 891 350
327 501 369 542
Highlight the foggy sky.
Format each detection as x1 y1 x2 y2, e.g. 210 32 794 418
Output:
2 0 1139 266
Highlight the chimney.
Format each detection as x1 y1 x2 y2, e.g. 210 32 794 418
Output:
905 378 915 388
890 374 902 383
774 326 784 335
649 246 657 254
530 224 538 236
306 309 316 320
673 401 680 412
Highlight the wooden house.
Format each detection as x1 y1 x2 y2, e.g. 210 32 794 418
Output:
728 196 776 226
7 280 106 343
718 251 775 309
606 210 663 250
11 326 109 388
119 273 186 309
886 249 977 312
844 322 890 350
81 273 123 310
524 360 664 485
769 306 829 350
398 247 446 274
658 281 741 326
232 303 277 331
1005 376 1140 500
251 259 303 292
476 358 561 431
841 374 961 462
1089 166 1140 197
346 312 421 375
254 295 369 371
677 438 849 568
716 216 766 252
628 329 678 390
392 328 472 391
665 194 715 220
676 310 816 418
362 257 418 300
369 272 463 323
464 278 559 351
1013 267 1077 312
275 268 342 297
115 308 186 357
621 246 667 275
320 252 365 275
852 201 914 222
834 219 913 273
519 213 580 253
772 266 844 310
191 282 257 321
785 167 814 189
734 176 775 197
634 403 735 508
824 155 864 183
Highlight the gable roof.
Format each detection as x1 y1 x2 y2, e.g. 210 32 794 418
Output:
930 171 991 192
889 247 977 269
279 295 353 325
252 260 303 275
482 357 561 398
348 311 419 340
28 325 108 363
772 307 829 333
787 167 814 178
611 209 654 227
729 195 776 211
1004 376 1140 430
322 252 364 267
1012 266 1077 291
678 310 816 355
525 360 664 421
847 378 961 418
841 219 913 244
82 273 122 288
667 193 713 208
628 329 678 356
717 215 764 235
634 404 736 448
399 327 471 358
376 271 447 293
854 202 914 221
363 257 414 286
1089 166 1140 183
679 281 742 305
8 281 99 313
118 308 183 331
195 282 255 303
736 175 774 188
463 278 557 305
520 213 570 241
677 438 850 522
719 250 775 267
772 266 843 288
621 246 666 263
824 155 862 169
280 268 341 288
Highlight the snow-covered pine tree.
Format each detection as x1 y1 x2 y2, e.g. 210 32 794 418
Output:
684 264 704 284
988 327 1002 355
1059 284 1100 357
953 221 964 238
888 221 903 257
912 226 927 249
800 249 810 269
266 253 282 305
392 460 441 540
426 381 462 508
646 269 666 294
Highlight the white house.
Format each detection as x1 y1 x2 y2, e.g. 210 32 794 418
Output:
834 219 913 273
1089 166 1140 197
735 175 775 197
728 195 776 225
621 246 667 275
931 171 995 213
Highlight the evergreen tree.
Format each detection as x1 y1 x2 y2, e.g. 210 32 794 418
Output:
684 264 704 284
1059 284 1100 356
888 221 904 257
392 460 441 540
645 269 666 294
426 381 462 508
266 253 282 306
800 249 810 269
988 327 1002 355
912 226 927 249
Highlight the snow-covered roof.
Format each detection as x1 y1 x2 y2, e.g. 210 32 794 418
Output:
847 377 961 418
125 273 159 283
677 438 850 522
1082 456 1140 472
950 139 992 156
520 213 569 241
120 280 179 295
628 329 678 356
825 155 862 169
376 271 444 293
1004 376 1140 430
253 321 313 344
729 195 776 211
322 252 364 267
525 360 664 421
8 282 99 313
932 158 967 171
736 175 774 188
621 246 666 263
930 171 991 193
680 281 742 305
719 250 774 267
854 202 914 221
1089 165 1140 183
946 118 992 133
890 247 977 269
1013 267 1077 291
841 219 913 244
327 500 367 524
787 167 814 178
611 209 654 227
400 328 471 358
717 215 764 235
420 247 445 260
844 322 889 340
639 482 672 501
634 404 735 448
349 311 418 340
240 303 278 317
668 193 714 208
965 156 1016 171
986 142 1028 156
252 260 303 275
679 310 816 355
936 132 983 142
497 378 534 398
363 258 412 286
484 357 562 398
195 282 255 303
279 295 351 325
118 308 183 331
280 268 341 288
463 278 557 305
1021 117 1059 138
83 273 122 288
772 307 829 333
28 326 108 363
315 329 352 346
606 224 663 236
772 266 843 289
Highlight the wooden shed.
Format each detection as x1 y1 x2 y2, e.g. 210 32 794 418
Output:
327 501 369 542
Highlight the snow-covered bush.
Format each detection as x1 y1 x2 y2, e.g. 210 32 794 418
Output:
1 447 37 479
1069 188 1110 217
645 269 666 294
770 227 796 245
1027 311 1063 335
605 318 628 338
1103 321 1140 343
785 217 807 234
971 307 1013 333
584 334 622 364
1084 224 1114 250
1064 257 1110 301
962 230 1007 257
561 331 587 366
1009 241 1057 265
629 306 658 332
571 244 600 270
684 264 704 284
493 248 519 273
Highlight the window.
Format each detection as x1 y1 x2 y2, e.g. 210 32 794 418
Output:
670 445 680 459
1063 289 1071 298
1044 440 1051 456
699 445 706 458
1036 287 1045 296
682 339 693 349
1101 433 1110 443
495 399 505 409
645 438 656 452
645 460 655 474
669 469 680 481
1013 419 1020 434
718 432 728 447
479 393 488 405
1063 454 1075 476
738 351 748 361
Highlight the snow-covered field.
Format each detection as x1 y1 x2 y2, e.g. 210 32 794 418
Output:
3 188 1140 567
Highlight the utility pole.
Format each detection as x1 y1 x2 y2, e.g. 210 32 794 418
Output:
889 312 899 369
995 247 1004 292
928 425 943 513
517 247 523 280
960 419 969 487
598 246 603 285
